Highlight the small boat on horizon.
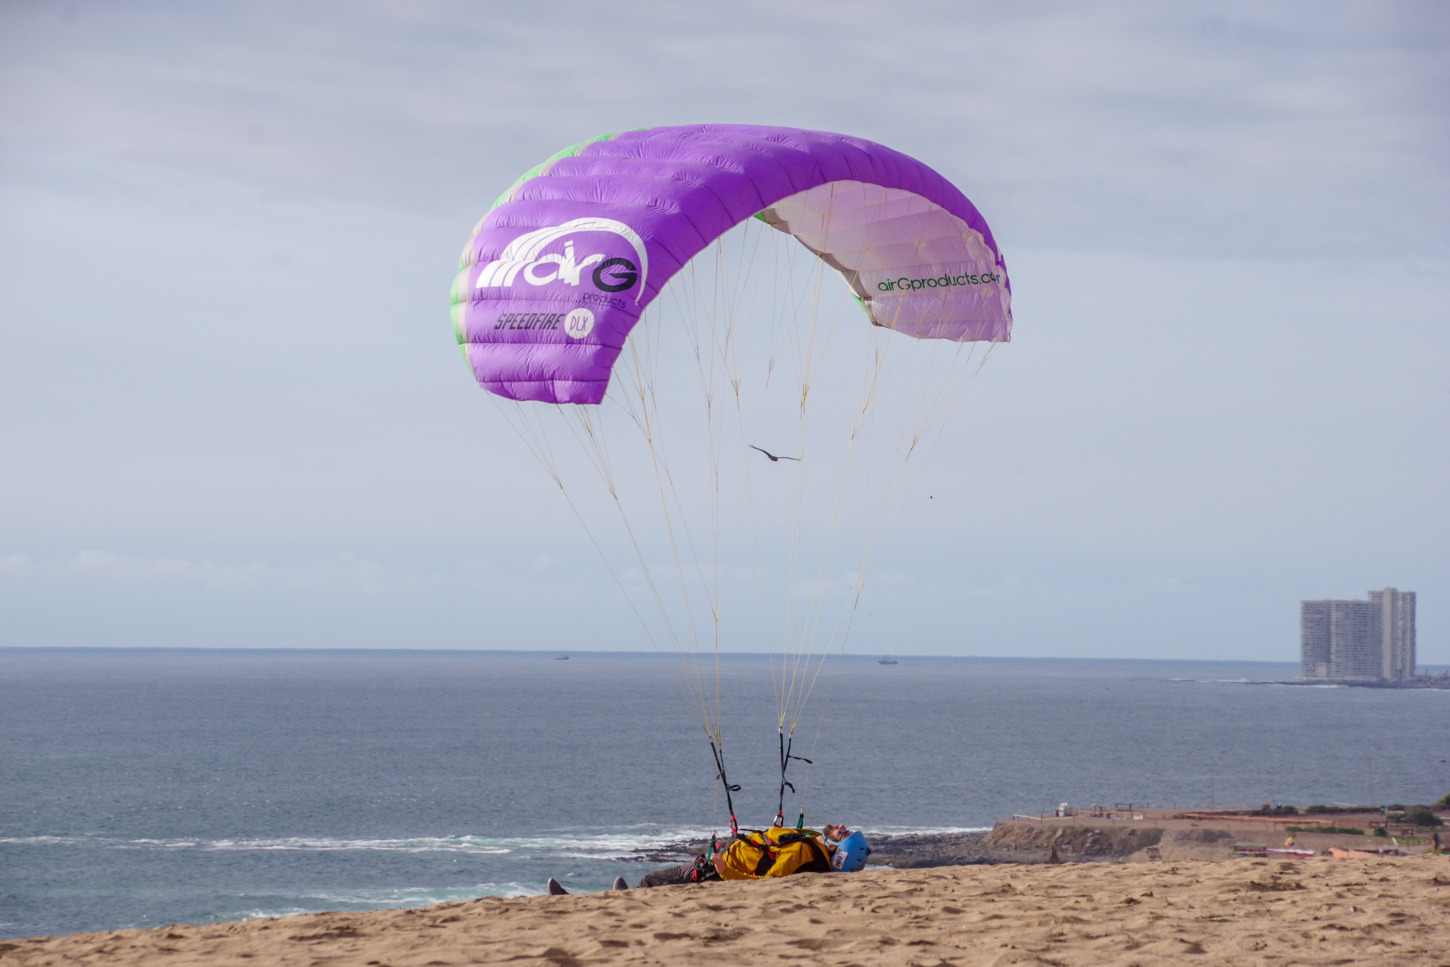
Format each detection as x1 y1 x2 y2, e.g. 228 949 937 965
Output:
878 656 898 665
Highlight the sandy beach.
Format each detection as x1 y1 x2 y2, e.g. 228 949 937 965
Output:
4 854 1446 966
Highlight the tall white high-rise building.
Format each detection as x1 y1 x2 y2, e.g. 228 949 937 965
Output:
1369 588 1417 680
1300 588 1416 681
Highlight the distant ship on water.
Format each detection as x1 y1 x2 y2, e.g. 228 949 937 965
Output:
878 656 898 665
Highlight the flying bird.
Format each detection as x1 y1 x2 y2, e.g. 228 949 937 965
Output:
749 445 799 463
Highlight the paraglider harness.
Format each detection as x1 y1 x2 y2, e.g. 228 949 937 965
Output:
692 827 831 882
686 851 721 884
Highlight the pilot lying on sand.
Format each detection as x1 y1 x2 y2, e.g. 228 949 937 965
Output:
547 824 870 894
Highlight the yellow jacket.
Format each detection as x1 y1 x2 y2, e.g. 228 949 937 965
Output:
717 827 833 880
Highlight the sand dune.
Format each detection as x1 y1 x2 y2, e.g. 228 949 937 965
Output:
3 856 1447 966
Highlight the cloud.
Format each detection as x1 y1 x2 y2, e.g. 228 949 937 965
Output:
66 549 271 588
2 549 599 597
619 562 771 587
863 570 918 588
50 549 431 594
0 554 35 575
1 1 1443 257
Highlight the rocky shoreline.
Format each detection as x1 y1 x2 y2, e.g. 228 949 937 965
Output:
631 806 1444 870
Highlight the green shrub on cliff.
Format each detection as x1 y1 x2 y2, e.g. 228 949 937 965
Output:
1405 805 1443 827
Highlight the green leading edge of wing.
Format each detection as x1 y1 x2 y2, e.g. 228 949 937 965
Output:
489 129 651 210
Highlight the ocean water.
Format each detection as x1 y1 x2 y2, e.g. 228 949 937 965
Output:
2 648 1447 940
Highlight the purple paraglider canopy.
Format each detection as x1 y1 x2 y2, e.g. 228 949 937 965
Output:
451 124 1012 404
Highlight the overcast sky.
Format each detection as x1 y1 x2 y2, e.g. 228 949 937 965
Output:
1 0 1445 662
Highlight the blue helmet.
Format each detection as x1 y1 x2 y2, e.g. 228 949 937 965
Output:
830 830 870 872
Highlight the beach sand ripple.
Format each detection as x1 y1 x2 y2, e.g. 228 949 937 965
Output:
2 856 1447 966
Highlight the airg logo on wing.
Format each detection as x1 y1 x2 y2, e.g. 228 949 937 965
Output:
474 217 648 301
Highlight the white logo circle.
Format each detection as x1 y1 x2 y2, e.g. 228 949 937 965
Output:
563 308 595 339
